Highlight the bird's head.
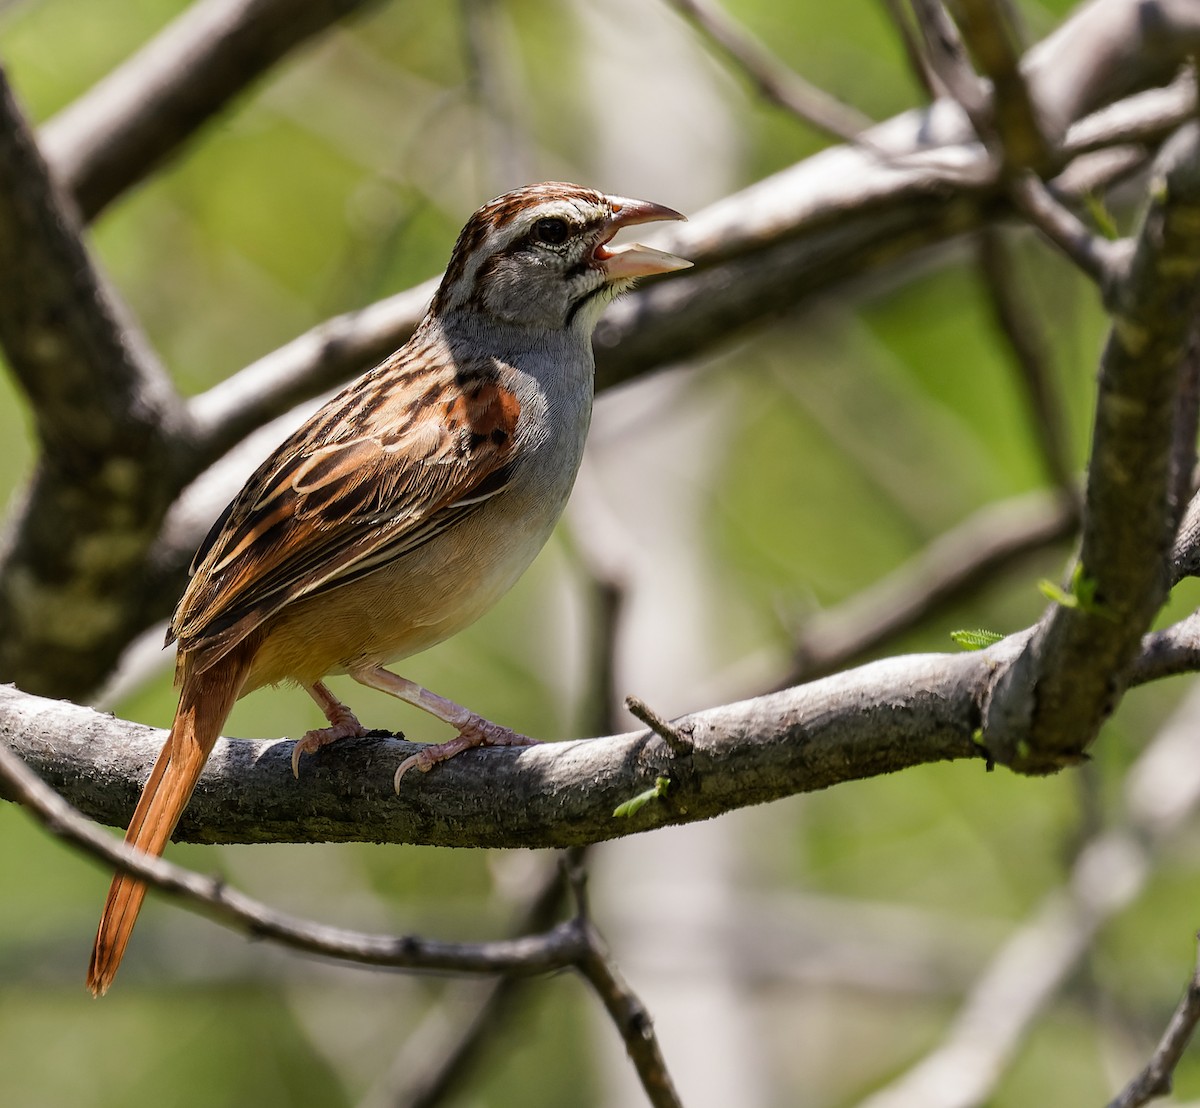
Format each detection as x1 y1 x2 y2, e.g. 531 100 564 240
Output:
432 182 691 332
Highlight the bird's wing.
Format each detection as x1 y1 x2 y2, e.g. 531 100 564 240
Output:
170 350 522 669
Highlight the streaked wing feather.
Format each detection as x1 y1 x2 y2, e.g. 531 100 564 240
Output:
171 358 521 666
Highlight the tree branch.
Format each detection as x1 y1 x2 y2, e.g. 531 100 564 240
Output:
953 0 1053 172
40 0 380 222
575 922 683 1108
788 489 1076 682
1 737 682 1105
983 123 1200 773
0 733 587 973
0 65 193 697
0 641 990 844
1106 942 1200 1108
361 851 585 1108
975 228 1075 491
858 674 1200 1108
9 589 1200 848
1007 171 1127 287
661 0 875 143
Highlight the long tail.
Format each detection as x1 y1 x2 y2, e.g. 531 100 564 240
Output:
87 654 250 996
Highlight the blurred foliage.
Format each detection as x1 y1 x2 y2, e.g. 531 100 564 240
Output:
2 0 1199 1106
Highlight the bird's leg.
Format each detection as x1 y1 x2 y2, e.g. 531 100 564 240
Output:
292 680 368 777
350 666 538 789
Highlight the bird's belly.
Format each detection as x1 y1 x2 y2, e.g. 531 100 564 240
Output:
242 487 562 692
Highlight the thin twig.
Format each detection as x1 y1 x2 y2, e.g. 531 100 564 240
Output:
1008 171 1128 288
975 228 1074 492
1106 943 1200 1108
952 0 1053 172
361 850 586 1108
41 0 379 222
877 0 944 100
907 0 991 131
857 677 1200 1108
568 857 683 1108
576 933 683 1108
663 0 875 143
625 696 695 756
1064 73 1197 157
0 739 586 975
788 489 1076 683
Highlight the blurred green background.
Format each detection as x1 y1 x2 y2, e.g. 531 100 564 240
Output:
4 1 1200 1105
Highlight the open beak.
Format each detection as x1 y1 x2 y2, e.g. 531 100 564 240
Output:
595 196 692 281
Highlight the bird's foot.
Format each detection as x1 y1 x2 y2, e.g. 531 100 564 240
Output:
292 704 367 778
393 717 539 791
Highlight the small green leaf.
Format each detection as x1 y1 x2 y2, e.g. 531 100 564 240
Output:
950 629 1005 650
1082 191 1119 240
613 776 671 818
1038 577 1078 608
1039 564 1117 620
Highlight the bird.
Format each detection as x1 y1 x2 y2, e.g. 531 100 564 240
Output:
85 182 690 995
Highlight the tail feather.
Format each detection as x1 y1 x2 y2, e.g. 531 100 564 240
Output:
87 655 249 996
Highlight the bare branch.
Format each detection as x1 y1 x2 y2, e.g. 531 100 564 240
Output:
8 560 1196 853
41 0 380 222
0 736 588 975
952 0 1054 171
0 65 192 696
907 0 990 129
789 489 1076 682
1106 944 1200 1108
361 851 583 1108
1007 171 1127 287
975 228 1074 491
984 123 1200 773
1063 72 1196 157
1129 612 1200 688
576 920 684 1108
859 676 1200 1108
0 646 991 845
878 0 945 100
662 0 875 143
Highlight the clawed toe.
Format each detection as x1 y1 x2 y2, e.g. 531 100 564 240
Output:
393 722 539 791
392 748 436 790
291 713 367 778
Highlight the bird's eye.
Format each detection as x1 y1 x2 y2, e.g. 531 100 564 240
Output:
531 217 569 245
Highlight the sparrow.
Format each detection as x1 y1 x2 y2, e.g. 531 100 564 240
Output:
86 182 690 995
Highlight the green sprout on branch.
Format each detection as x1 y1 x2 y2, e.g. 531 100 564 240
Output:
613 776 671 819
